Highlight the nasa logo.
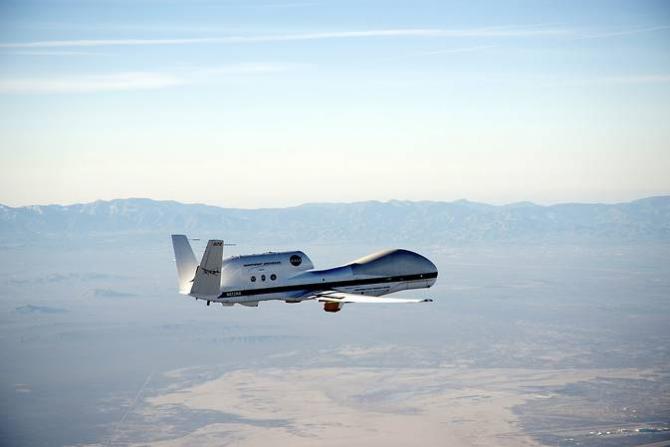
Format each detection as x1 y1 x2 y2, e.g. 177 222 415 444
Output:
290 254 302 266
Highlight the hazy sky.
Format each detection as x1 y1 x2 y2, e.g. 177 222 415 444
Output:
0 0 669 207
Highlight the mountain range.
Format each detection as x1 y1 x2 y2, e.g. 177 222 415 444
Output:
1 196 669 245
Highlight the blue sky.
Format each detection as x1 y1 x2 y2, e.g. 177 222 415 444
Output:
0 0 668 207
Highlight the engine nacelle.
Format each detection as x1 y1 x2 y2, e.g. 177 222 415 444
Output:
323 302 342 313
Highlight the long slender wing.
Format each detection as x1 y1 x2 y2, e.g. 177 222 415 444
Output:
314 291 433 304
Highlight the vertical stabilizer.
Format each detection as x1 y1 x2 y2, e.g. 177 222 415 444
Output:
190 239 223 298
171 234 198 294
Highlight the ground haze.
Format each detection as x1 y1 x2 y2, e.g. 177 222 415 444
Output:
0 199 669 446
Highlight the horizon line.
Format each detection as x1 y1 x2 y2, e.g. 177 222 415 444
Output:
1 194 668 211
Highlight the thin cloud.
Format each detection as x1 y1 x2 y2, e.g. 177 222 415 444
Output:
574 25 670 40
548 74 670 87
0 63 298 94
516 73 670 89
418 45 498 56
9 50 106 56
0 27 571 49
599 74 670 84
196 62 298 76
374 44 496 64
254 2 321 8
0 72 183 94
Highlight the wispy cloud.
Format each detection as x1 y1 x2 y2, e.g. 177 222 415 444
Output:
374 44 496 64
0 27 571 49
417 45 498 56
9 50 106 57
516 73 670 89
254 2 321 8
0 72 183 94
574 25 670 40
598 74 670 84
0 63 297 94
195 62 298 76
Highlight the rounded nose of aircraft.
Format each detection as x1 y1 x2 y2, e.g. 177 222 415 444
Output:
411 251 438 288
418 252 438 276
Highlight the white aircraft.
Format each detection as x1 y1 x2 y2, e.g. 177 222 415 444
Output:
171 235 438 313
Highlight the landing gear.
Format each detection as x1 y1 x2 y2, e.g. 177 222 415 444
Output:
207 300 210 306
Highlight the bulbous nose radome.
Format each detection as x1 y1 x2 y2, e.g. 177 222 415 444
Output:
349 249 438 278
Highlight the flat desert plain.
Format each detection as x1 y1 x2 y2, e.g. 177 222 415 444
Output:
104 366 646 447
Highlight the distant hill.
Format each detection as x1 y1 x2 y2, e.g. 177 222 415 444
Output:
1 196 669 244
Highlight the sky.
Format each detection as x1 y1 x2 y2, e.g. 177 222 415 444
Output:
0 0 669 208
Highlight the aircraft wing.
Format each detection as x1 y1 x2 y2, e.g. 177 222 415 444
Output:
313 290 432 305
317 293 432 304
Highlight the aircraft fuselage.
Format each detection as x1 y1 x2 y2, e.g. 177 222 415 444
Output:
171 235 438 311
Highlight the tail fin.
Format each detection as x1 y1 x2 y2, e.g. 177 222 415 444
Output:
171 235 199 294
190 239 223 298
